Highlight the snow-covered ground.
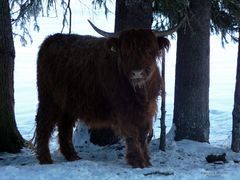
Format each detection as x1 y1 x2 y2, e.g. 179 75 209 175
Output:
1 135 240 180
1 1 240 179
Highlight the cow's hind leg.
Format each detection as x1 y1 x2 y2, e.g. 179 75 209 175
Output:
35 101 57 164
58 114 80 161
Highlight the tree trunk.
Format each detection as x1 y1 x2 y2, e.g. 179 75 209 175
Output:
173 0 210 142
114 0 152 32
89 0 153 146
0 0 24 153
159 50 166 151
231 29 240 152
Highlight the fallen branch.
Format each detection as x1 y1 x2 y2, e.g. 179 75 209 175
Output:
144 170 174 176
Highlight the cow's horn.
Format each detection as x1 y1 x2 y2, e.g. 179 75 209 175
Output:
152 16 186 37
88 20 115 37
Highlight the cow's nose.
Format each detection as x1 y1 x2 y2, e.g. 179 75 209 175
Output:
131 70 145 79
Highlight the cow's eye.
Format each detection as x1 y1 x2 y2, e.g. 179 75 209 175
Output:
145 67 151 76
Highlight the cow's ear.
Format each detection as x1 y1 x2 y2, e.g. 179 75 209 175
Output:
157 37 170 52
105 37 119 53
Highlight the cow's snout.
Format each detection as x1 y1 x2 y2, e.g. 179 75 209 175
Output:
129 69 147 92
130 69 145 80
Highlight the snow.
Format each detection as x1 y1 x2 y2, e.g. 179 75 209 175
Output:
2 135 240 179
1 1 240 179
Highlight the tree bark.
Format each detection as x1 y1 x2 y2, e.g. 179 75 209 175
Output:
231 29 240 152
89 0 153 146
114 0 152 32
173 0 210 142
0 0 24 153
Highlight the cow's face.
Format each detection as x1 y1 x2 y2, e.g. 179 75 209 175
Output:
105 29 169 91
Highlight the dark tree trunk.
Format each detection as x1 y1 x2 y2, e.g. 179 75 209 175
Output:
0 0 24 152
114 0 152 32
173 0 210 142
231 29 240 152
89 0 153 146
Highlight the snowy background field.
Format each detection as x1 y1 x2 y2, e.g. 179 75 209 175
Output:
1 1 240 179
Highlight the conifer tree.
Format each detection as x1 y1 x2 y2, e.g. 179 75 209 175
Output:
0 0 24 153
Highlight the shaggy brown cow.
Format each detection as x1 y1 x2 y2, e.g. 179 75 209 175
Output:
35 24 173 168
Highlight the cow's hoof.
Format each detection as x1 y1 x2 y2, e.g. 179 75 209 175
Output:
65 154 81 162
144 160 152 168
143 157 152 167
38 156 53 165
129 160 148 168
127 154 150 168
130 160 152 168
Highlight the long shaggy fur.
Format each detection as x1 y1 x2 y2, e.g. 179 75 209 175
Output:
35 29 170 168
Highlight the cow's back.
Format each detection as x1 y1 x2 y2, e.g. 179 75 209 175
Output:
37 34 113 120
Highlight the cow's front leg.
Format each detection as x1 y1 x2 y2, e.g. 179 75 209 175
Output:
122 113 152 168
125 137 146 168
139 134 152 167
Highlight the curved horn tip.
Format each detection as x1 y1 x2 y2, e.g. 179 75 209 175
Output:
87 19 114 38
87 19 93 26
153 16 187 37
